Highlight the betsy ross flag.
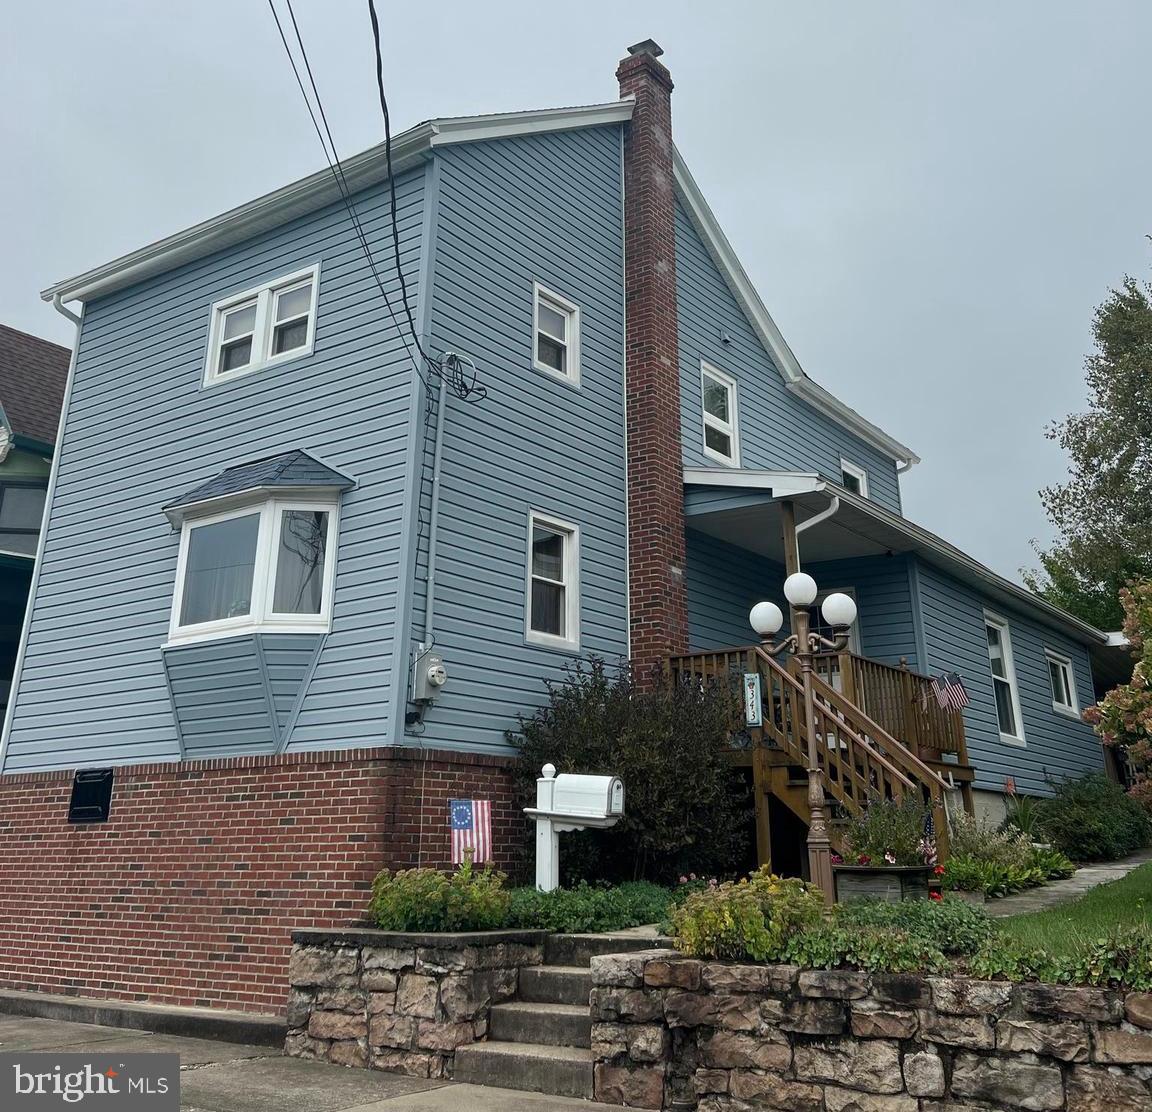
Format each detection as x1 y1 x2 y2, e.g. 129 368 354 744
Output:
449 799 492 865
931 672 970 712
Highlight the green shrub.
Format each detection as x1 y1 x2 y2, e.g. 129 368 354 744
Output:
785 922 948 974
836 897 993 956
969 935 1061 983
505 881 671 934
1034 772 1152 861
369 861 510 932
1064 929 1152 990
841 798 935 867
949 812 1033 870
1002 792 1041 838
670 870 825 961
1029 846 1076 880
509 658 752 884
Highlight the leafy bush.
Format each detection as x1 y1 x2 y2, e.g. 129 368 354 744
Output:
670 870 825 961
1034 772 1152 861
1064 929 1152 990
1029 846 1076 880
1002 791 1041 838
505 881 671 934
509 658 752 884
841 798 936 867
949 812 1033 870
786 922 948 974
970 936 1061 983
370 861 511 932
836 897 993 956
942 845 1075 898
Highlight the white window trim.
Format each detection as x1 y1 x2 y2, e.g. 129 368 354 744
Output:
532 283 581 386
1045 649 1080 718
840 458 870 498
203 264 321 386
984 611 1026 746
525 511 580 652
701 362 740 466
168 495 339 645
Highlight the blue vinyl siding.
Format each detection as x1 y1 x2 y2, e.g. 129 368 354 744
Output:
675 200 904 514
914 559 1103 795
408 126 629 751
3 168 426 772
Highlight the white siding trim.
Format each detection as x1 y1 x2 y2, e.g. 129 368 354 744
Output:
984 610 1026 747
1044 648 1080 718
700 362 740 467
524 510 581 653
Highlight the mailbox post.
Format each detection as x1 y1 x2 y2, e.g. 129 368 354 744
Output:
523 763 625 892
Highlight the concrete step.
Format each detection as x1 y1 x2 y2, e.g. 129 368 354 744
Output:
489 1000 591 1048
544 932 668 967
453 1041 592 1099
518 965 591 1007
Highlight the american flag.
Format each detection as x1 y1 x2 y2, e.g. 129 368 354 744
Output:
931 672 970 712
921 806 938 866
449 799 492 865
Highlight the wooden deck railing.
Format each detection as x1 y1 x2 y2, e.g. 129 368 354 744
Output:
667 646 956 860
812 652 969 767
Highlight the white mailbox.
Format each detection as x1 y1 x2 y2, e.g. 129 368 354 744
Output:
552 774 625 821
524 764 625 892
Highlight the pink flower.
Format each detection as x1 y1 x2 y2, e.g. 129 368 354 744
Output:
929 890 943 901
678 876 688 884
884 852 897 865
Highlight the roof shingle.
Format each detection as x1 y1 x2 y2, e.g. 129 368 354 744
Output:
165 450 355 514
0 324 69 447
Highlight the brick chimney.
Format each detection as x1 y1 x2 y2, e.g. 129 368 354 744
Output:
617 40 689 674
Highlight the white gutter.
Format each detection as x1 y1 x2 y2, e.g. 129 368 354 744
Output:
0 297 83 771
795 495 841 536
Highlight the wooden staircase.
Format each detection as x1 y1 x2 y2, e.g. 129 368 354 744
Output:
668 646 974 869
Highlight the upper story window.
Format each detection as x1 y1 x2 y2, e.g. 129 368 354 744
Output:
701 362 739 466
985 612 1025 745
170 497 338 644
0 482 48 556
1045 650 1079 717
526 511 580 651
204 265 320 385
840 459 869 497
533 284 580 385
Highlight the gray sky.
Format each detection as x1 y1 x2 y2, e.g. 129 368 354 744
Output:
3 1 1149 585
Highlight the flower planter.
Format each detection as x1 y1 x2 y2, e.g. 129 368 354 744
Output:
833 864 932 903
949 888 987 906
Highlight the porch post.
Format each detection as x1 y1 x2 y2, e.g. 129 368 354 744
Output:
780 500 836 903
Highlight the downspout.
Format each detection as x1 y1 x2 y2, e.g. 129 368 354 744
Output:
0 294 83 768
794 495 841 539
421 374 448 643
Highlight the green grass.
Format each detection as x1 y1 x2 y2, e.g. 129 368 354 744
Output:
997 861 1152 958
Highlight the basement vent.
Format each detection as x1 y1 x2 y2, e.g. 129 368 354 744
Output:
68 768 114 824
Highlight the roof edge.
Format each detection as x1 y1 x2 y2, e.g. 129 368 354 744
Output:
41 101 634 306
672 151 920 469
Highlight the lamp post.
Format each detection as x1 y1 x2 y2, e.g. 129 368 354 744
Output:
749 575 858 902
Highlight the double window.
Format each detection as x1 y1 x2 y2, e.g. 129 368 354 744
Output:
533 284 580 385
701 363 739 466
984 613 1025 744
1046 650 1079 716
526 512 579 650
205 265 319 385
170 497 338 643
0 482 48 556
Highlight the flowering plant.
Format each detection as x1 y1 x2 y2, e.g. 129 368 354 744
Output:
842 798 936 867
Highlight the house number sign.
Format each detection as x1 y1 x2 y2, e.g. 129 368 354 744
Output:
743 672 763 727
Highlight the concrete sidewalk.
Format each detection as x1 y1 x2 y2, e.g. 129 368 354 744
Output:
986 847 1152 918
0 1014 619 1111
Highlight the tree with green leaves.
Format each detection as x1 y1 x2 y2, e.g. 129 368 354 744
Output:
1025 274 1152 630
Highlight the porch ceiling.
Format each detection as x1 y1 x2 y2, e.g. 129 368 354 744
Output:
683 467 1111 649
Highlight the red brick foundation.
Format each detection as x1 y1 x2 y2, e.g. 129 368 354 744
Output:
0 747 521 1015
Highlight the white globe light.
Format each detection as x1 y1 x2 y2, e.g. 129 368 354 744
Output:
749 601 784 637
783 572 819 608
821 592 858 629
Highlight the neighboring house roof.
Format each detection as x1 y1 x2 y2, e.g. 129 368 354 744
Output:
164 449 355 524
39 100 916 469
683 466 1110 648
0 323 70 451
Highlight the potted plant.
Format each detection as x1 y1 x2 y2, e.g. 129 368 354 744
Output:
833 798 938 903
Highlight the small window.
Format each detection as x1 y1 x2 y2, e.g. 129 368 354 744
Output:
533 284 580 384
1045 650 1079 716
170 497 338 643
985 613 1025 744
840 459 869 498
0 483 48 556
701 363 739 465
526 512 579 650
205 265 320 385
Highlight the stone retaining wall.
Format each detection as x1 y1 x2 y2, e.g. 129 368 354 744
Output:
590 950 1152 1110
285 927 547 1077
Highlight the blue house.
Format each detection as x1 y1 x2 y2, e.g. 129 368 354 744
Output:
3 41 1121 891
